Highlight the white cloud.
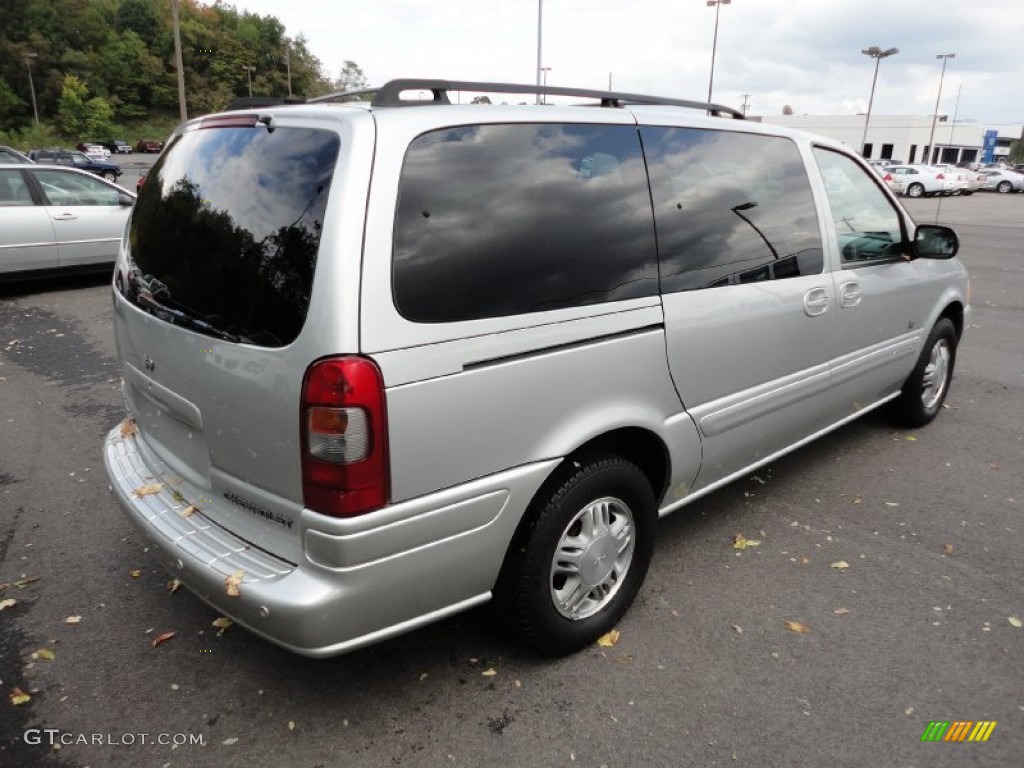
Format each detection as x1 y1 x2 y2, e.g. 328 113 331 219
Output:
234 0 1024 125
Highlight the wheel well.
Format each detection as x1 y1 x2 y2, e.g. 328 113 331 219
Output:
565 427 670 504
939 302 964 341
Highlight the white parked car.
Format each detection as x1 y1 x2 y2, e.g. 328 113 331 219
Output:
885 165 955 198
980 169 1024 193
78 143 111 161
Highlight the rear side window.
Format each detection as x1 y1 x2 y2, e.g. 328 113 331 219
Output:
393 123 658 323
642 127 823 290
122 125 339 347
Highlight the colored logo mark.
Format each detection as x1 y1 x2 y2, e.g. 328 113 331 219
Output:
921 721 997 742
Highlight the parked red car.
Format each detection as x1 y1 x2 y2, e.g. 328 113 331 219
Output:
136 139 164 154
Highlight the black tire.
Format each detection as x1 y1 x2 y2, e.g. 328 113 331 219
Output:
102 171 117 182
997 180 1011 194
496 453 657 656
907 183 925 198
891 318 957 428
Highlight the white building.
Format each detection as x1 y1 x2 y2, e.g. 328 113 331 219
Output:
758 113 1022 165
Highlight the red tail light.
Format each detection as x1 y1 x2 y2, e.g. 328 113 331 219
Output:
301 356 389 517
882 173 893 181
935 173 944 179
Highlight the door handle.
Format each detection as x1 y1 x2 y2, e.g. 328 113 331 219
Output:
803 287 830 317
839 281 862 308
53 213 78 221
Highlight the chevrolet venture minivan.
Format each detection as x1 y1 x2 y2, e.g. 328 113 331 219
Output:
103 79 969 657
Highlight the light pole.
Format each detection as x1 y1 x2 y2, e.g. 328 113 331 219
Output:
23 52 39 125
706 0 731 105
171 0 187 121
241 65 256 98
536 0 543 105
540 66 551 103
859 46 899 157
926 53 955 165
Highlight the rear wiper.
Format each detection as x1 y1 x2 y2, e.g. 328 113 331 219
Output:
136 293 244 343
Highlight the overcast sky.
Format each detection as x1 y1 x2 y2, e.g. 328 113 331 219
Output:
234 0 1023 127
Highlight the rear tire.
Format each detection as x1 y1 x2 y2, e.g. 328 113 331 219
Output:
997 180 1012 194
102 171 117 182
891 319 957 428
907 183 925 198
497 453 656 656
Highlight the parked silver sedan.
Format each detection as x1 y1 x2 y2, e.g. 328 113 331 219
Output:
980 169 1024 193
0 164 135 282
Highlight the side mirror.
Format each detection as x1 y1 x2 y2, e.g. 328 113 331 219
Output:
913 224 958 259
118 193 135 207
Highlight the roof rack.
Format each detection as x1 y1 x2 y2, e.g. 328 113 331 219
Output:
305 88 379 105
310 79 744 119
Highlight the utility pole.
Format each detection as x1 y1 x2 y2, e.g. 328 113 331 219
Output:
241 65 256 98
535 0 543 105
859 46 899 157
706 0 732 106
926 53 955 165
23 52 39 125
171 0 187 122
740 93 750 115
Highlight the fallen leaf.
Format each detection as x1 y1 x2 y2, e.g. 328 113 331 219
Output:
851 496 862 505
0 598 16 611
1009 617 1023 629
904 436 917 441
799 557 811 565
222 737 238 745
905 707 914 716
481 668 498 677
181 505 197 518
784 620 811 633
13 576 40 588
65 615 82 624
833 608 850 616
989 463 1000 470
943 543 954 556
152 631 176 648
731 624 743 635
132 483 163 498
597 629 621 647
9 687 31 706
166 579 181 593
225 570 244 598
119 418 138 438
130 569 142 579
287 720 296 731
732 533 761 550
212 617 233 636
883 502 900 507
830 561 850 572
33 648 55 661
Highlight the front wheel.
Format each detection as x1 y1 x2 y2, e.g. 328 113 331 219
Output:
997 180 1012 194
102 171 117 182
906 183 925 198
497 453 657 655
891 318 957 428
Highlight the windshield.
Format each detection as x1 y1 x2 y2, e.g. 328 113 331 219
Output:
118 124 340 347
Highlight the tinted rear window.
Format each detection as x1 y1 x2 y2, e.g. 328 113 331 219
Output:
393 123 659 323
120 125 339 347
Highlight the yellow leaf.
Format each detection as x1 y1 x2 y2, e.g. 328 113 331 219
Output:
904 436 917 441
481 668 498 677
212 617 233 636
830 561 850 571
166 579 181 593
181 505 197 518
784 620 811 633
65 615 81 624
119 418 138 438
0 598 16 611
132 483 163 498
130 569 142 579
9 687 31 706
33 648 55 661
943 543 954 556
1009 617 1023 629
597 629 621 647
852 496 862 505
287 720 296 731
225 570 244 598
732 533 760 550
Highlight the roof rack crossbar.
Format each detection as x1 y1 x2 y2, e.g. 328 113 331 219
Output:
305 88 380 104
367 79 744 118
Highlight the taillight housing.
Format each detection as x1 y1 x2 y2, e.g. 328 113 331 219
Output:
882 173 893 181
300 356 389 517
935 173 945 180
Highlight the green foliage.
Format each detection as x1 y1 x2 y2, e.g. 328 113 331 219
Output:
56 74 114 138
0 0 353 138
1009 139 1023 165
0 122 62 153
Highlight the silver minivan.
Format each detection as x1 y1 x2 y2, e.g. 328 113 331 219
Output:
103 79 969 657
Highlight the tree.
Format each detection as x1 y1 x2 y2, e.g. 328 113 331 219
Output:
332 60 368 93
55 74 113 138
1008 139 1023 165
470 96 492 104
0 77 27 130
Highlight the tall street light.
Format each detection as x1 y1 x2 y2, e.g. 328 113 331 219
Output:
171 0 187 122
926 53 956 165
540 66 551 103
706 0 731 105
859 46 899 157
241 65 256 98
23 52 39 125
536 0 543 105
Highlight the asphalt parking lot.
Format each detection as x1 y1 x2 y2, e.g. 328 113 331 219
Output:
0 193 1021 767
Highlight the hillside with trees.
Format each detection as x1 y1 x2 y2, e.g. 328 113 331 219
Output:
0 0 366 147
